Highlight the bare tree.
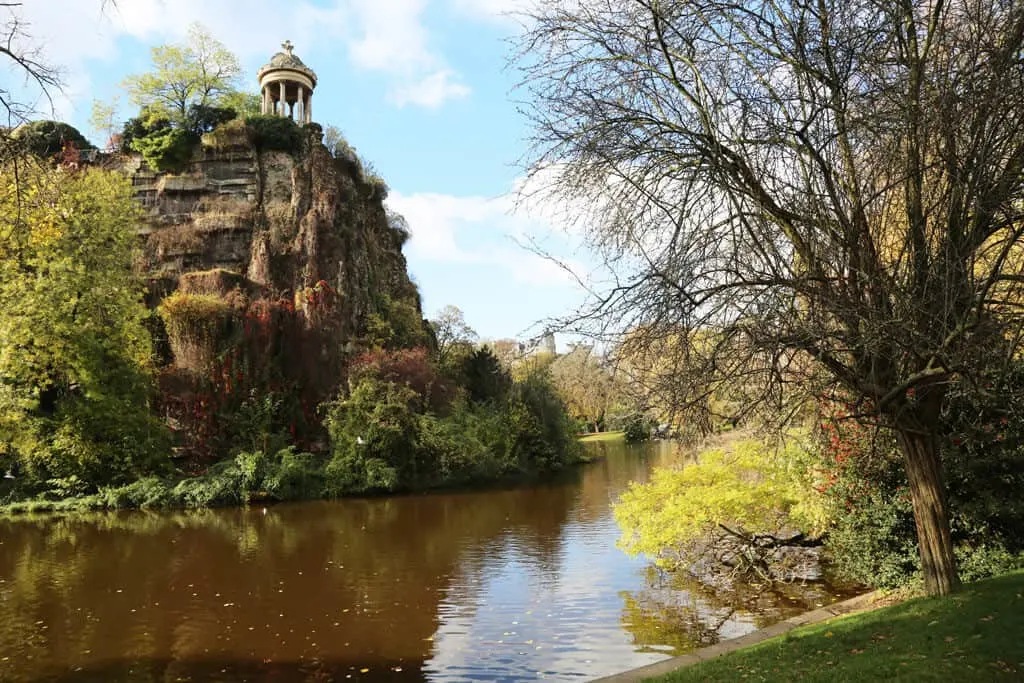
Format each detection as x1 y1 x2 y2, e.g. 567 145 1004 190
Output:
0 2 62 126
516 0 1024 595
430 305 478 364
1 1 118 130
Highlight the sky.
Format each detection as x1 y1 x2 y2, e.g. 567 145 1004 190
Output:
1 0 598 344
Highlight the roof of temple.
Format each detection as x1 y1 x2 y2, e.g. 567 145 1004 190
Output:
258 41 317 86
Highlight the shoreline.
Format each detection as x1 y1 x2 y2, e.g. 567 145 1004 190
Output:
0 442 611 519
590 590 883 682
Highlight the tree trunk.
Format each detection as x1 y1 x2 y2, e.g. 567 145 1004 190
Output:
895 428 960 596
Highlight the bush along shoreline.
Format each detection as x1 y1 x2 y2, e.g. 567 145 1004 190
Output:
0 347 585 517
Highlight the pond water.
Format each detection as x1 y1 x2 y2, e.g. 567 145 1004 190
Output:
0 440 858 682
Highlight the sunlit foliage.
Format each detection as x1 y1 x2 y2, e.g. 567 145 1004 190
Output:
0 161 169 486
615 437 829 572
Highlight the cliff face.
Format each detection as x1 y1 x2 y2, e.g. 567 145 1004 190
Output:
125 123 427 455
128 123 419 341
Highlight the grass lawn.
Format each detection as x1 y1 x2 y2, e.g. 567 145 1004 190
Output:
651 570 1024 682
579 430 626 443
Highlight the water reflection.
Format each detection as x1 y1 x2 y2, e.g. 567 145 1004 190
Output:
0 439 856 682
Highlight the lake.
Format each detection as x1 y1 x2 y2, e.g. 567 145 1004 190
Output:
0 439 857 682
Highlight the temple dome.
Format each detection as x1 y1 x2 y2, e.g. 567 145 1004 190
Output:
258 41 317 87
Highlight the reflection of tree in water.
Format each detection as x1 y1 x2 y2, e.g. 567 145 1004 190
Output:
0 481 579 682
619 565 858 656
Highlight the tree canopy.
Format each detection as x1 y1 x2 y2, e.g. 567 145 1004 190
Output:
517 0 1024 595
122 23 242 123
0 160 168 485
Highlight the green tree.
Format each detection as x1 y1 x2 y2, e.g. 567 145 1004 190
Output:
0 160 169 486
11 121 93 159
461 347 512 405
122 23 242 123
220 91 261 119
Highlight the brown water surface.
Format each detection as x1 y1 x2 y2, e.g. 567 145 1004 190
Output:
0 440 857 682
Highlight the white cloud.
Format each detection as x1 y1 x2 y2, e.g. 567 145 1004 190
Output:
387 182 589 288
347 0 431 72
389 69 470 109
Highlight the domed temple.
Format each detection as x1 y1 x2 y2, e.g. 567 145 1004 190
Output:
258 40 317 124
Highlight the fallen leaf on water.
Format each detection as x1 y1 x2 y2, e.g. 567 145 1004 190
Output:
360 668 369 673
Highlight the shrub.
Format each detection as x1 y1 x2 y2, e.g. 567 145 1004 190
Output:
245 115 303 152
622 413 651 443
363 294 433 350
819 380 1024 589
186 104 237 134
132 127 198 172
99 477 172 509
325 378 421 493
12 120 94 158
263 448 324 500
349 347 452 413
172 460 244 508
201 118 249 149
158 292 236 369
235 449 269 493
365 172 389 200
614 436 829 573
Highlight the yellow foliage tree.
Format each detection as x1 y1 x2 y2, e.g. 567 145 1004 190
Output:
614 436 830 577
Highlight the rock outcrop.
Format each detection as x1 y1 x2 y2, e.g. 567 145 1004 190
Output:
124 123 428 455
128 122 420 342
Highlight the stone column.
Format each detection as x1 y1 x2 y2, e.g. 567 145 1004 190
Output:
279 81 286 118
305 95 312 123
297 85 304 124
261 87 268 115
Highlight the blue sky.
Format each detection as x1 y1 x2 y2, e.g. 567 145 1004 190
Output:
3 0 595 344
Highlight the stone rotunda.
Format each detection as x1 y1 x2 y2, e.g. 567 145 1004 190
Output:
258 40 317 124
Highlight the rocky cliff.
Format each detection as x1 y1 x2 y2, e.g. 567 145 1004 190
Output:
124 122 428 454
128 122 420 341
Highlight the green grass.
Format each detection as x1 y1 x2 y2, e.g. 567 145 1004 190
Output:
578 430 625 443
651 571 1024 682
